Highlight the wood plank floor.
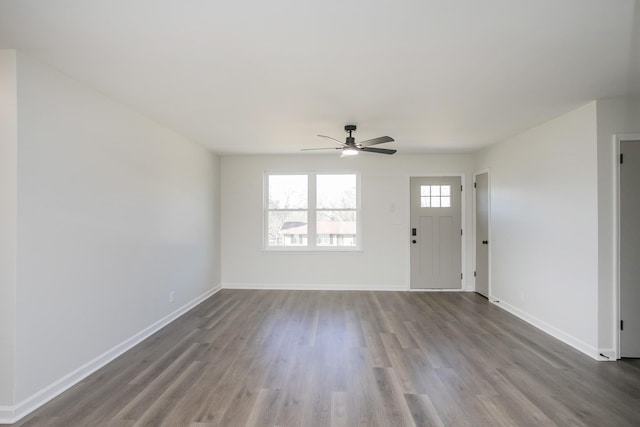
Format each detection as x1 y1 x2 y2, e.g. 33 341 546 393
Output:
10 290 640 426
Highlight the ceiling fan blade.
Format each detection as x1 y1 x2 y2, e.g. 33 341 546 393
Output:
360 147 397 155
317 134 347 146
357 136 394 147
301 147 341 151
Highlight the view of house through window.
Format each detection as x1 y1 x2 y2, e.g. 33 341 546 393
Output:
266 173 358 249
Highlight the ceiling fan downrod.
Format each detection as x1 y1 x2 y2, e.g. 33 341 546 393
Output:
345 124 357 146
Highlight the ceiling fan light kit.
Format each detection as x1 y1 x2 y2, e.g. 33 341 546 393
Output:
341 147 359 157
303 124 396 156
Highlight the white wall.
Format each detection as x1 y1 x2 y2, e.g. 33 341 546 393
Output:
12 53 221 412
474 102 600 357
0 50 18 411
221 154 474 290
595 97 640 356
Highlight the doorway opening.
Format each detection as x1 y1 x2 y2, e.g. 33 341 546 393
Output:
474 171 490 298
617 135 640 358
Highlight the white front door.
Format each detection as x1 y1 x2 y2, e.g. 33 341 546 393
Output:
410 176 462 289
620 140 640 357
475 172 489 298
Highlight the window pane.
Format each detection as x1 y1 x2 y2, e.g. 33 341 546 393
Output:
268 175 307 209
431 197 441 207
421 196 431 208
268 211 308 246
441 185 450 196
421 185 430 197
317 210 356 247
431 185 441 196
317 174 356 209
441 196 451 207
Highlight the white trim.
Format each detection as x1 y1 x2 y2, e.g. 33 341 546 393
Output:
491 298 601 360
0 406 13 423
614 133 640 360
262 247 363 253
614 135 620 359
1 285 221 424
222 282 404 291
408 288 474 292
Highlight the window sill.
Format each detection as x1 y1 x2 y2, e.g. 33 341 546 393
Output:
262 247 363 253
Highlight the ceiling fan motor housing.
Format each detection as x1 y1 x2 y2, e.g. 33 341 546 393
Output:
345 124 357 145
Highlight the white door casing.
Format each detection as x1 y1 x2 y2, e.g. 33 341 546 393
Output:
410 176 462 289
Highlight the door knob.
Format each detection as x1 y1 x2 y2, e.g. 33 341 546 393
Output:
412 240 417 244
482 240 488 245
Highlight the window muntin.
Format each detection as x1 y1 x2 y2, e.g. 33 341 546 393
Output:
265 173 359 250
421 185 451 208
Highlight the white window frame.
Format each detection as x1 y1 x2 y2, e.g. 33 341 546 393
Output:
264 172 361 251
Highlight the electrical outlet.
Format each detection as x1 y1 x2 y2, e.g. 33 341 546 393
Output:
169 291 175 303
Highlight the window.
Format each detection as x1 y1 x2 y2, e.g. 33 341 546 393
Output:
265 173 359 249
421 185 451 208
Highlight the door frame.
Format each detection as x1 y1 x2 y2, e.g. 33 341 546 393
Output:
407 173 467 291
473 170 491 298
615 134 640 359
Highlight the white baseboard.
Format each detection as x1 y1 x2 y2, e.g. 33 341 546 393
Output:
0 406 13 423
491 297 601 361
1 285 221 424
222 282 405 291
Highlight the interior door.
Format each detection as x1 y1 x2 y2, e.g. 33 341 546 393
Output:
620 140 640 357
475 172 489 298
410 176 462 289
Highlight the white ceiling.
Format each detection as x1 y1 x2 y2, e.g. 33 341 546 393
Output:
1 0 638 155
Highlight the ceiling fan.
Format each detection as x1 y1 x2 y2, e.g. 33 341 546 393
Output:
303 125 396 156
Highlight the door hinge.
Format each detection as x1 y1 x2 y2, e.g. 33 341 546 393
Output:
461 273 463 280
474 271 477 277
621 320 624 331
461 185 463 192
474 182 477 188
620 153 624 164
461 229 463 236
